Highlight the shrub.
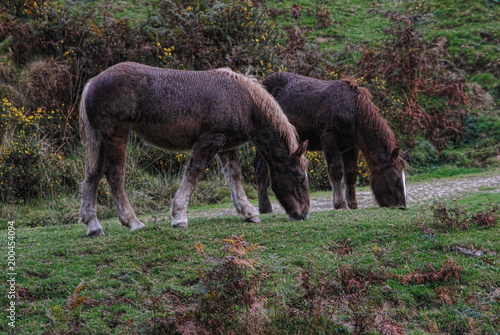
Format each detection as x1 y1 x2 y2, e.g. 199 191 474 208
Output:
305 151 330 191
0 98 79 202
406 138 440 171
194 235 270 333
0 130 41 203
0 0 156 156
305 151 370 191
400 258 462 285
149 0 281 75
417 200 498 233
1 98 42 202
358 11 470 149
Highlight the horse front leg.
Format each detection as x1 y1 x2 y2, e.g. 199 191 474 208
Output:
253 151 273 214
342 147 359 209
322 135 349 210
171 134 226 228
217 149 260 222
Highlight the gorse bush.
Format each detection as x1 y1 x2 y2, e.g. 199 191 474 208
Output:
0 0 154 154
0 98 79 202
305 151 330 191
0 98 43 202
0 131 41 203
150 0 285 76
305 151 370 190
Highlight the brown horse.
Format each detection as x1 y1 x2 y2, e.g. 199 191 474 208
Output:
79 62 309 236
255 72 409 213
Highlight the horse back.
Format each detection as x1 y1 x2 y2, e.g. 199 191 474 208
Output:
262 72 358 150
83 62 256 150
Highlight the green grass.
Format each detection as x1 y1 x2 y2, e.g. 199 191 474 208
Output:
267 0 397 51
423 0 500 70
3 165 496 228
407 166 493 182
266 0 500 73
454 192 500 213
55 0 149 21
1 192 498 334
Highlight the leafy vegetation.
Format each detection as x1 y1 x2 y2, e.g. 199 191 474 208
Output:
0 0 498 205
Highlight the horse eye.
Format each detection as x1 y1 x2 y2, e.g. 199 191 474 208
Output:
296 176 305 183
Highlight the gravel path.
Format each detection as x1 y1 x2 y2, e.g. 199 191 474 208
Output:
310 172 500 211
188 170 500 218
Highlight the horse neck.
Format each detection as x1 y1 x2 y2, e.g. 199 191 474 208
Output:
256 143 291 172
251 115 296 170
351 85 400 175
356 123 395 174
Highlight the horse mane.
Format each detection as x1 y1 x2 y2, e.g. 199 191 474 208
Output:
344 79 398 156
213 68 299 152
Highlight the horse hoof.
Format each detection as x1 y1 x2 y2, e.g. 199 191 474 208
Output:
172 220 188 228
130 221 146 231
245 215 261 223
87 228 105 237
259 205 273 214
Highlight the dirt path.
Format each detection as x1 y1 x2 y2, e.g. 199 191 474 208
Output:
188 170 500 218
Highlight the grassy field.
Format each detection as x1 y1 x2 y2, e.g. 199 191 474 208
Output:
267 0 500 73
1 177 499 334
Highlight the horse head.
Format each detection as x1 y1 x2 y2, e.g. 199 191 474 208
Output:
370 148 410 209
268 140 310 220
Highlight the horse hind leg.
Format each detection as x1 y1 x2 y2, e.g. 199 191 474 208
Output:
103 130 145 232
80 146 105 236
218 149 261 223
171 134 227 228
80 112 106 236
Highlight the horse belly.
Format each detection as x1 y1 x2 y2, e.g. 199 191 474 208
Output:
133 118 251 152
297 129 321 150
132 123 200 150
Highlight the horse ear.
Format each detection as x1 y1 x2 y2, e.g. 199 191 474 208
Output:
390 147 400 165
294 140 308 159
400 149 411 160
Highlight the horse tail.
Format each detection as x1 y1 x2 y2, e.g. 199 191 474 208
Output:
79 80 102 175
213 68 299 152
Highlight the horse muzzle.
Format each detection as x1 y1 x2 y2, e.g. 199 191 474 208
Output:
288 210 309 221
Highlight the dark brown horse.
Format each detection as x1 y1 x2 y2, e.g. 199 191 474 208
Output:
79 62 309 236
255 72 409 213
